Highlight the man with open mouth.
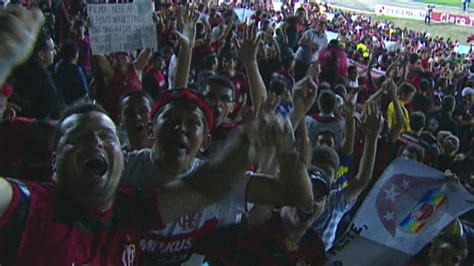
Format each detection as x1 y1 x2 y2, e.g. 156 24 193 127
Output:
121 88 314 265
0 13 296 262
0 93 287 265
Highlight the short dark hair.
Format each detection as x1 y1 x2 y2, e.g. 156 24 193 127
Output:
54 101 110 149
420 79 431 92
222 50 238 61
399 82 416 96
119 89 153 109
348 65 357 73
59 41 79 61
441 95 456 113
410 111 426 132
318 90 337 114
200 75 235 98
268 78 287 96
149 51 165 63
154 100 209 135
404 144 425 162
311 146 340 172
409 53 419 64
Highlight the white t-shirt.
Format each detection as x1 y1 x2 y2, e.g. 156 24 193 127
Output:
295 29 328 65
121 149 251 265
167 54 177 89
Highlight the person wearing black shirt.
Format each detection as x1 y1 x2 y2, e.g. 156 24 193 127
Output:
11 32 64 119
426 95 458 136
53 41 88 106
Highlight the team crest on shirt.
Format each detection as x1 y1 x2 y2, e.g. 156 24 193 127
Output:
122 235 136 266
178 212 199 230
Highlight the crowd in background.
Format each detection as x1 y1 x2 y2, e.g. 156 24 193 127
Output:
0 0 473 265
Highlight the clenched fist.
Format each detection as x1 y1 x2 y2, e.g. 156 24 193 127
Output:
0 7 45 84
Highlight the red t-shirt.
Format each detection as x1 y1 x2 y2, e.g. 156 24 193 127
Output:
196 212 326 266
226 72 248 101
0 179 163 266
98 66 142 120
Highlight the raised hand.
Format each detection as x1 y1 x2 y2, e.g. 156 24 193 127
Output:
175 6 198 48
342 88 356 118
360 101 382 140
305 62 320 79
239 22 261 66
261 92 281 114
0 7 45 72
386 78 398 100
292 76 318 114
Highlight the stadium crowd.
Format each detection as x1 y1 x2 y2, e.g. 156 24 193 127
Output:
0 0 473 265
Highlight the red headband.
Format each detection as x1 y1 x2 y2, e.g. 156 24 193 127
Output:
150 89 214 131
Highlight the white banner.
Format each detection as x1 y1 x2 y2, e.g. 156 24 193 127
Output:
326 13 335 22
326 31 338 42
87 3 157 54
384 40 398 52
233 8 254 23
374 4 425 21
272 0 283 12
327 159 474 265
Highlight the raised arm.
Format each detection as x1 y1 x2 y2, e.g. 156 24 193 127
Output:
387 79 405 143
239 23 268 111
344 101 382 201
92 54 114 81
290 76 318 128
0 178 13 220
246 114 313 207
366 80 387 103
172 7 197 89
157 129 250 224
0 7 45 85
156 111 296 223
132 48 151 74
341 91 356 156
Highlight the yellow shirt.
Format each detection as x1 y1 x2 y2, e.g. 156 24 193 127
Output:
356 43 367 53
386 100 411 133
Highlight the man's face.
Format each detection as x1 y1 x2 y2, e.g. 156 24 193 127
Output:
318 23 327 33
315 132 335 148
40 38 56 67
54 111 123 208
114 54 131 74
281 166 333 229
152 103 208 165
222 58 236 72
296 10 306 20
120 95 152 139
429 242 464 266
401 91 415 103
153 58 165 70
202 84 234 127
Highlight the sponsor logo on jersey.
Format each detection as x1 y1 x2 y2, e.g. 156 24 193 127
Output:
177 212 199 230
